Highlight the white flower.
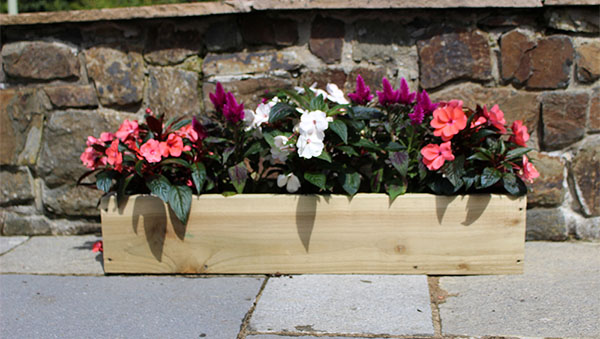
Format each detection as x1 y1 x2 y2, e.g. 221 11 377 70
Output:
244 102 272 131
296 132 325 159
298 110 328 137
270 135 290 162
277 173 301 193
325 83 349 105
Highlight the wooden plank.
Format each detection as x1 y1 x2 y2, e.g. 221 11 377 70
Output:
101 194 526 275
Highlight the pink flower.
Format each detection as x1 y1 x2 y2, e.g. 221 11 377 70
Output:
209 82 227 113
471 116 487 129
348 74 373 105
482 105 507 134
177 124 199 142
421 141 455 171
509 120 529 147
140 139 162 163
376 77 401 106
430 101 467 141
159 134 184 157
105 139 123 171
518 155 539 183
92 241 103 253
115 120 139 141
100 132 115 143
80 147 106 170
222 92 245 123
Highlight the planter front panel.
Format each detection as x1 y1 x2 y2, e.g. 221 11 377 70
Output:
101 194 526 274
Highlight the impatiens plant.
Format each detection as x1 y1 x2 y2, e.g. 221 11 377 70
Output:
80 76 538 225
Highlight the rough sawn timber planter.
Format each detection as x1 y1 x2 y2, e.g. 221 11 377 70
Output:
100 193 526 275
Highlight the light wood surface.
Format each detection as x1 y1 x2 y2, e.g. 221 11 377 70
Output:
101 193 526 274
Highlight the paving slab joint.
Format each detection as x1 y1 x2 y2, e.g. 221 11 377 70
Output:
238 276 270 339
0 236 31 257
247 330 436 338
427 276 457 338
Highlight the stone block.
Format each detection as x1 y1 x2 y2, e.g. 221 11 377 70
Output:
570 135 600 217
147 67 200 119
202 77 293 115
44 84 98 108
0 169 33 205
84 47 145 107
546 7 599 33
526 208 568 241
431 84 540 140
0 88 49 166
590 87 599 132
300 69 347 90
500 29 535 85
144 23 202 66
204 18 241 52
417 30 492 89
240 15 298 46
37 110 126 187
309 15 345 64
526 151 565 207
576 41 600 83
527 36 574 90
352 20 411 62
203 50 303 77
43 184 103 217
1 211 51 236
1 41 79 81
540 91 588 151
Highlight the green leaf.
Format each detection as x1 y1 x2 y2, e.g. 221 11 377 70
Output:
96 171 114 192
342 172 361 196
480 167 502 188
160 158 190 168
203 136 228 144
463 175 478 191
117 174 134 207
384 142 405 152
389 151 409 177
329 120 348 144
205 177 215 192
467 152 492 162
170 119 192 131
316 150 332 163
336 145 359 157
190 162 206 194
147 175 171 203
352 138 380 151
472 128 498 141
349 106 383 120
427 176 458 195
222 146 235 164
243 142 262 158
502 172 527 196
506 147 532 160
386 180 407 202
168 185 192 225
441 155 465 189
309 94 326 111
228 163 248 194
268 103 296 123
134 160 144 176
370 168 384 192
304 172 327 190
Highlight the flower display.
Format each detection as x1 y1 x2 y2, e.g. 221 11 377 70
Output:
81 76 538 225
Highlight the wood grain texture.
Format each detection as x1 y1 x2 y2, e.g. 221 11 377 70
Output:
101 194 526 275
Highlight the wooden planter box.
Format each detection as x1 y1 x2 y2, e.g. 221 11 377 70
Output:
100 194 526 275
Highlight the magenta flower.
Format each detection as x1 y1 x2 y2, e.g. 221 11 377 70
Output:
376 77 400 106
348 75 373 105
416 90 438 115
398 78 416 105
223 92 245 124
209 82 227 113
408 105 425 125
192 116 207 141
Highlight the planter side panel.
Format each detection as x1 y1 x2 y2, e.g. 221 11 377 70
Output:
100 194 526 274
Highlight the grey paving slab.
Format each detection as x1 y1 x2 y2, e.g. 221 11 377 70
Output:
439 242 600 338
0 236 29 255
0 235 103 275
250 275 433 336
247 336 387 339
0 274 263 339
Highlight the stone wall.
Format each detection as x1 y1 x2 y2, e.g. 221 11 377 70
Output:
0 3 598 239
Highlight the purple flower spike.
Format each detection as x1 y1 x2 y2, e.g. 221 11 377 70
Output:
398 78 416 105
376 77 401 106
223 92 245 124
209 82 227 113
348 74 374 105
408 105 425 125
192 116 207 141
416 89 438 115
